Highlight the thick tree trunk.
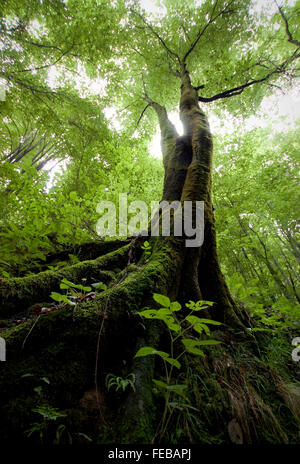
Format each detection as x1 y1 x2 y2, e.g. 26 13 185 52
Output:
147 68 243 326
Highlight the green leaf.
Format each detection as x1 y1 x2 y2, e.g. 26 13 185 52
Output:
168 322 181 333
170 301 181 312
194 340 221 346
181 338 196 348
41 377 50 384
152 379 169 389
50 292 74 305
153 293 170 308
198 300 214 307
91 282 107 291
157 308 172 316
191 325 202 335
196 318 222 325
165 357 181 369
139 308 172 321
50 292 67 302
185 346 205 356
181 338 207 356
60 278 91 292
200 324 210 336
186 315 203 326
135 347 170 359
139 309 159 319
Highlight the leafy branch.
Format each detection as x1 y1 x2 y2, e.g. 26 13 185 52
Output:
275 0 300 48
129 8 180 63
183 0 236 64
197 51 300 102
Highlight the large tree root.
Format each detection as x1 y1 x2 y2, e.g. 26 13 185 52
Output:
0 243 132 317
42 239 132 268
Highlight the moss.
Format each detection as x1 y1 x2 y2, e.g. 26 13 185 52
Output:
45 239 131 265
0 244 130 316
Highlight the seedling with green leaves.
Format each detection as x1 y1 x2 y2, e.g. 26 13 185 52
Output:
105 373 136 393
50 278 107 306
91 281 107 291
141 240 152 256
135 293 222 439
23 373 91 444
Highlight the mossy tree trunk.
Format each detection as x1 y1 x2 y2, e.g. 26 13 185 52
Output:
146 66 241 326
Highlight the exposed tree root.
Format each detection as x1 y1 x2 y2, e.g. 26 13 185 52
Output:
43 239 131 268
0 243 131 316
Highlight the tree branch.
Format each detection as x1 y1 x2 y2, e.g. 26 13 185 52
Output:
275 0 300 47
183 0 235 63
168 61 181 78
142 89 178 140
198 53 300 102
3 72 70 99
136 103 151 127
8 47 73 75
130 8 180 63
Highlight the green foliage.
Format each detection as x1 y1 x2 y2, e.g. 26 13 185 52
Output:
135 293 221 439
23 374 68 444
50 278 90 306
141 240 152 256
22 373 92 444
213 127 300 330
105 373 136 393
91 281 107 291
0 0 298 446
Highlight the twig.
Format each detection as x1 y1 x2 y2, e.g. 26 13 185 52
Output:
136 103 150 126
183 0 235 63
22 315 41 350
197 54 300 102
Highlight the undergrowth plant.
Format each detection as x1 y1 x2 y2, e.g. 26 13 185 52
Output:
141 240 152 256
50 278 107 306
23 374 92 444
135 293 222 440
105 373 136 393
23 374 68 444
